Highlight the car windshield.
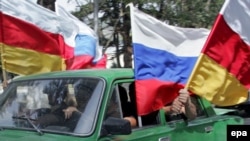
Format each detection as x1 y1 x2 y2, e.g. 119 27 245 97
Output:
0 77 104 135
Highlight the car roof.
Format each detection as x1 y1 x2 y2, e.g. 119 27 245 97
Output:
13 68 135 81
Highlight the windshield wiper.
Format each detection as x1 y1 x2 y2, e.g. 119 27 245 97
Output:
12 115 44 135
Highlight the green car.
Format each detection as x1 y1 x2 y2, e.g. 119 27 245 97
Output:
0 69 243 141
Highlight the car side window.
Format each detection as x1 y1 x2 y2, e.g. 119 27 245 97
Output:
165 95 206 122
127 82 160 127
191 95 205 117
105 82 160 128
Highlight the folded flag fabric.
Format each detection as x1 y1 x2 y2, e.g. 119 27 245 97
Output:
187 0 250 106
129 4 210 115
55 4 106 69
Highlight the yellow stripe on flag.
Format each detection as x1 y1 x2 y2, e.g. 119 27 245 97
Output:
187 54 248 106
1 43 66 75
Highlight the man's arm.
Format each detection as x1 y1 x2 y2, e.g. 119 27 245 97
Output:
178 89 197 120
124 116 137 128
164 89 197 120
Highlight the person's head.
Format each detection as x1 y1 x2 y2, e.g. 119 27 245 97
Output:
43 81 67 106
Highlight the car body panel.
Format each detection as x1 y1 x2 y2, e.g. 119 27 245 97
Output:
0 69 244 141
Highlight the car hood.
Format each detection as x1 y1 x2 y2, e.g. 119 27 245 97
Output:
0 129 79 141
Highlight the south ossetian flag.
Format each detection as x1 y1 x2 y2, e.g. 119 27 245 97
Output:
129 4 210 115
0 0 105 75
187 0 250 106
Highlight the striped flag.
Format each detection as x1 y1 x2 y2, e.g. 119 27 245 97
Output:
129 4 210 115
187 0 250 106
0 0 105 76
0 0 68 75
55 4 106 69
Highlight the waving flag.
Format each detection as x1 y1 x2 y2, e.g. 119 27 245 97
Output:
187 0 250 106
0 0 105 76
0 0 70 75
129 4 209 115
56 4 106 69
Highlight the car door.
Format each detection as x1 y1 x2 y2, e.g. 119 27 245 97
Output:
164 96 241 141
99 81 177 141
99 82 240 141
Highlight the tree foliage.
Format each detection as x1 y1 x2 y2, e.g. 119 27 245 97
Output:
70 0 224 68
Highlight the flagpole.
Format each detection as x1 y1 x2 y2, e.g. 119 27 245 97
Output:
185 54 204 89
127 3 143 127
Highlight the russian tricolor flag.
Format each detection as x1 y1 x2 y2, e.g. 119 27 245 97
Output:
129 4 209 115
56 4 105 69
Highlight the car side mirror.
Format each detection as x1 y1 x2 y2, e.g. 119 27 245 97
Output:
101 117 131 136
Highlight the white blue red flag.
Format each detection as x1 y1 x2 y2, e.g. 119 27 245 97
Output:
129 4 209 115
55 4 105 69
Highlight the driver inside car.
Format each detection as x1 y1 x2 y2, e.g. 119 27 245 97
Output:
35 84 80 130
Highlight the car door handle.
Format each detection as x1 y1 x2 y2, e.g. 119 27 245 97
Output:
204 126 213 133
159 137 170 141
